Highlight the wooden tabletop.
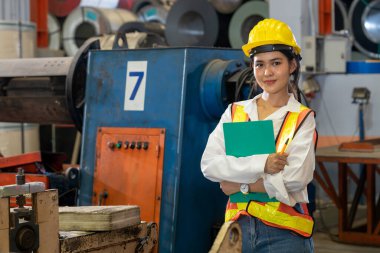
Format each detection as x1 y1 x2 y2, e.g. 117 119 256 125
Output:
316 145 380 164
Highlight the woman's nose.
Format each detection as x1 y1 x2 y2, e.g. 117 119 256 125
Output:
264 66 273 76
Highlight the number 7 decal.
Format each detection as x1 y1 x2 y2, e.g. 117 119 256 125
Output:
128 71 144 100
124 61 147 111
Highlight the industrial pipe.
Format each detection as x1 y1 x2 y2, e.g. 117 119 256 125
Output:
0 38 100 131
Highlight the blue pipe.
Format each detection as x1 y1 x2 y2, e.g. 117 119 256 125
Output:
359 103 365 141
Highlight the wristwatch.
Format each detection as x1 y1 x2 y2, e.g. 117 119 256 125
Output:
240 183 249 195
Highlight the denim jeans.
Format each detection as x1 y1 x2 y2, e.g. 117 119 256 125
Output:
237 215 314 253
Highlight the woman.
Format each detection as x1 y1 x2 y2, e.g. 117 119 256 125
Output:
201 18 317 252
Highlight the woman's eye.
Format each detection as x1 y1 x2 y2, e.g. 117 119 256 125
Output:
273 61 281 66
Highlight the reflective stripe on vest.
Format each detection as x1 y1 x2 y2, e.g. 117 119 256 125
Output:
246 201 314 237
226 102 316 238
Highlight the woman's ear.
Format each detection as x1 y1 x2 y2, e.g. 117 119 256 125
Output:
289 59 297 74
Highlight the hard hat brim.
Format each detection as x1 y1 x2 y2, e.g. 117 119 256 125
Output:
242 40 301 57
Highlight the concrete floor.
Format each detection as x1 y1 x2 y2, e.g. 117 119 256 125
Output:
313 232 379 253
313 203 379 253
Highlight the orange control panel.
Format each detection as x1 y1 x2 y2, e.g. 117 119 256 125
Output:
93 127 165 227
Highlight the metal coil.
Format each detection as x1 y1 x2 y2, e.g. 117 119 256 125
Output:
137 4 168 24
209 0 242 14
165 0 219 47
228 0 268 49
62 7 137 56
131 0 160 13
48 14 61 50
348 0 380 59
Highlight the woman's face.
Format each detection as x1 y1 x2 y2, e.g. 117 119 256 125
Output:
253 51 296 96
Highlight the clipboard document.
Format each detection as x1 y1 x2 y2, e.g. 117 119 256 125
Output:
223 120 276 157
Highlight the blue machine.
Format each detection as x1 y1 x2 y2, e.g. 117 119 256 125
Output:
79 48 246 252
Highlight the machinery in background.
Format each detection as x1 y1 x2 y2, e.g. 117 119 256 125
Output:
80 47 251 252
0 38 99 131
0 170 58 253
0 151 80 207
0 44 256 252
0 172 158 253
0 29 167 132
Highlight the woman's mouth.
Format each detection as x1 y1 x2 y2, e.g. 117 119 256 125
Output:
264 80 276 85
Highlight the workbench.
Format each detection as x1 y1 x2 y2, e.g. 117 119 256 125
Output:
315 145 380 246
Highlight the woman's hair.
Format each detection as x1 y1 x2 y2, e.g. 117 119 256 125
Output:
250 49 302 102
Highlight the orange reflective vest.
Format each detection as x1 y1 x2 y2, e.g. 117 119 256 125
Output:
225 102 317 238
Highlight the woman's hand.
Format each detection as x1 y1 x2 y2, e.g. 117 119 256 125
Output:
264 153 288 174
219 181 240 196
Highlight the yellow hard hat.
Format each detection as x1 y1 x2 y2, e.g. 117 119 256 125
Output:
242 18 301 57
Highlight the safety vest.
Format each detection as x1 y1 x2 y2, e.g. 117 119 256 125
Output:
225 102 317 238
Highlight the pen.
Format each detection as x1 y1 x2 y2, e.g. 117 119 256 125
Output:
280 138 289 155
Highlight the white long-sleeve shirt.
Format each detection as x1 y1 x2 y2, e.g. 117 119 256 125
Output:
200 94 316 206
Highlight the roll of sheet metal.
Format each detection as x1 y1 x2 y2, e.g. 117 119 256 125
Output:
165 0 218 46
228 0 268 49
49 0 81 17
209 0 242 14
0 21 36 58
48 14 61 50
131 0 159 13
137 4 168 24
348 0 380 59
0 0 30 22
62 7 137 56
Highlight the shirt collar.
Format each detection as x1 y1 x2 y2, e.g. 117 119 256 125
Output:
236 93 302 120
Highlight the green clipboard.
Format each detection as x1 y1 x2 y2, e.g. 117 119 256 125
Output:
223 120 276 157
